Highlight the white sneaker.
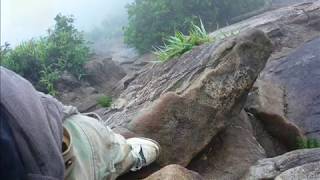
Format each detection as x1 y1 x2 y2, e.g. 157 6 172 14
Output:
126 137 161 171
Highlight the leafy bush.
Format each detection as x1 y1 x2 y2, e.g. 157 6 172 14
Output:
1 41 43 84
154 20 211 62
124 0 267 53
297 137 320 149
97 96 113 108
1 14 90 95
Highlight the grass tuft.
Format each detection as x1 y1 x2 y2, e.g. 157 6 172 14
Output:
97 96 112 108
297 137 320 149
154 19 212 62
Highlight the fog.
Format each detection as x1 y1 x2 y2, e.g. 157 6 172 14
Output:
2 0 313 47
1 0 133 46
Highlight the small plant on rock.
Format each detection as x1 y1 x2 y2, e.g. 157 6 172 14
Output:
297 137 320 149
154 19 212 62
97 96 112 108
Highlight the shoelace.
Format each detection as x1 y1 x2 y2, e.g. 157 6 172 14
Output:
131 145 147 171
138 145 147 165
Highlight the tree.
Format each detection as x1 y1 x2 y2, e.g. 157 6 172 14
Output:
124 0 266 53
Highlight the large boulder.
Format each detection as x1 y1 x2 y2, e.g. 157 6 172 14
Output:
143 165 203 180
113 2 320 179
122 30 272 167
107 29 272 180
243 148 320 179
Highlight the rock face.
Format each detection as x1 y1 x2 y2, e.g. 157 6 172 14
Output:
143 165 203 180
56 57 126 111
238 0 320 142
248 112 289 157
259 37 320 138
188 111 266 180
112 30 272 167
275 161 320 180
114 2 320 179
243 148 320 180
104 29 272 126
246 80 305 150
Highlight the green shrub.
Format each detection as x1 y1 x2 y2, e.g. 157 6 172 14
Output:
297 137 320 149
1 14 90 95
1 40 43 84
124 0 267 53
97 96 113 108
154 20 212 62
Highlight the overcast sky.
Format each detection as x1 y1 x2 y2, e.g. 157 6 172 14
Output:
1 0 132 46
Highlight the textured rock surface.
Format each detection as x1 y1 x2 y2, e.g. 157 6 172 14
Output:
102 1 320 126
122 30 272 167
275 161 320 180
104 29 272 127
56 57 126 111
188 111 266 180
248 113 288 157
260 37 320 138
246 79 286 117
112 2 320 179
240 1 320 142
243 148 320 179
246 80 304 150
143 165 203 180
210 1 320 55
84 57 126 94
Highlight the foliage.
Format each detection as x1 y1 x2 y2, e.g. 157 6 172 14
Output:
124 0 267 53
154 20 211 62
97 96 113 108
1 14 90 95
297 137 320 149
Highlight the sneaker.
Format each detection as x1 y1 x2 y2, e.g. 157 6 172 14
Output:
126 137 161 171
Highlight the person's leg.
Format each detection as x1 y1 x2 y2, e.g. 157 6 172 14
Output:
63 114 160 180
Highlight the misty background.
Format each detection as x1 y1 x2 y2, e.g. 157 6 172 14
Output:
1 0 312 56
1 0 133 50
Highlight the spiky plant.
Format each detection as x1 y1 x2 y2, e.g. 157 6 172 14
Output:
154 19 212 62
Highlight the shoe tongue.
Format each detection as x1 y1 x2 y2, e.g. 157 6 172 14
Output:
138 146 147 164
